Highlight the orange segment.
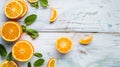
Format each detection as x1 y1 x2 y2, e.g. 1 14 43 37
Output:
47 58 56 67
4 1 23 19
56 37 72 53
80 35 93 45
0 60 17 67
17 0 28 18
50 7 58 22
12 40 34 62
1 21 22 42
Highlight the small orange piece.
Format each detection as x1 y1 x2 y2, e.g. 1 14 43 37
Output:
12 40 34 62
80 35 93 45
47 58 56 67
17 0 28 18
1 21 22 42
56 37 72 53
50 7 58 22
4 1 23 19
0 60 17 67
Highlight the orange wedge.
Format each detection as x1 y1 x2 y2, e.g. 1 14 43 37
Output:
47 58 56 67
4 1 23 20
80 35 93 45
50 7 58 22
56 37 72 53
0 60 17 67
12 40 34 62
0 21 22 42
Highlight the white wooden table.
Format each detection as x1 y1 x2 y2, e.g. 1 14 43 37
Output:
0 0 120 67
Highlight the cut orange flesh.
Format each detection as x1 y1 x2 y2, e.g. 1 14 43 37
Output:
47 58 56 67
12 40 34 62
50 7 58 22
56 37 72 53
4 1 23 19
1 21 22 42
80 35 93 45
0 60 17 67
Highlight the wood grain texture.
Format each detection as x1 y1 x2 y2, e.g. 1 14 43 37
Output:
0 0 120 32
0 33 120 67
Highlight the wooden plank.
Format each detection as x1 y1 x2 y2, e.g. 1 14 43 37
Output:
0 0 120 32
0 33 120 67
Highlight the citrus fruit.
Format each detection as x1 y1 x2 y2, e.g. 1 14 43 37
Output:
4 1 23 19
0 60 17 67
12 40 34 62
28 0 38 3
50 7 58 22
17 0 28 18
56 37 72 53
80 35 93 45
47 58 56 67
0 21 22 42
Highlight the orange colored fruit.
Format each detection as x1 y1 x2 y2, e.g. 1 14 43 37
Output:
12 40 34 62
47 58 56 67
4 1 23 19
56 37 72 53
0 21 22 42
80 35 93 45
17 0 28 18
0 60 17 67
50 7 58 22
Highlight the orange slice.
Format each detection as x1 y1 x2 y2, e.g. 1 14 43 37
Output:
17 0 28 18
0 21 22 42
0 60 17 67
4 1 23 19
56 37 72 53
12 40 34 62
47 58 56 67
50 7 58 22
80 35 93 45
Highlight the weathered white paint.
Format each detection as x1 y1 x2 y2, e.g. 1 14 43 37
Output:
0 33 120 67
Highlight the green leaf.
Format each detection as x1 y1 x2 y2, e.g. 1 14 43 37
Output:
28 62 31 67
40 0 48 7
24 14 37 26
22 25 27 32
30 2 39 9
0 44 7 57
34 53 42 58
27 29 39 39
7 52 12 61
34 59 45 66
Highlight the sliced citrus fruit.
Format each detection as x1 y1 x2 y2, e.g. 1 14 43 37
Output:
12 40 34 62
47 58 56 67
50 7 58 23
0 21 22 42
17 0 28 18
80 35 93 45
0 60 17 67
56 37 72 53
4 1 23 19
28 0 38 3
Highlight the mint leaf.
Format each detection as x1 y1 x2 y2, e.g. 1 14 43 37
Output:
7 52 12 61
22 25 27 32
30 2 39 9
27 29 39 39
34 59 45 66
34 53 42 58
0 44 7 57
40 0 48 7
25 14 37 26
28 62 31 67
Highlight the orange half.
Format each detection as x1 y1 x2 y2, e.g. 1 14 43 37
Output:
1 21 22 42
4 1 23 19
12 40 34 62
56 37 72 53
0 60 17 67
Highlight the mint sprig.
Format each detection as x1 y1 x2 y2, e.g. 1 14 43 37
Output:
0 44 7 57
